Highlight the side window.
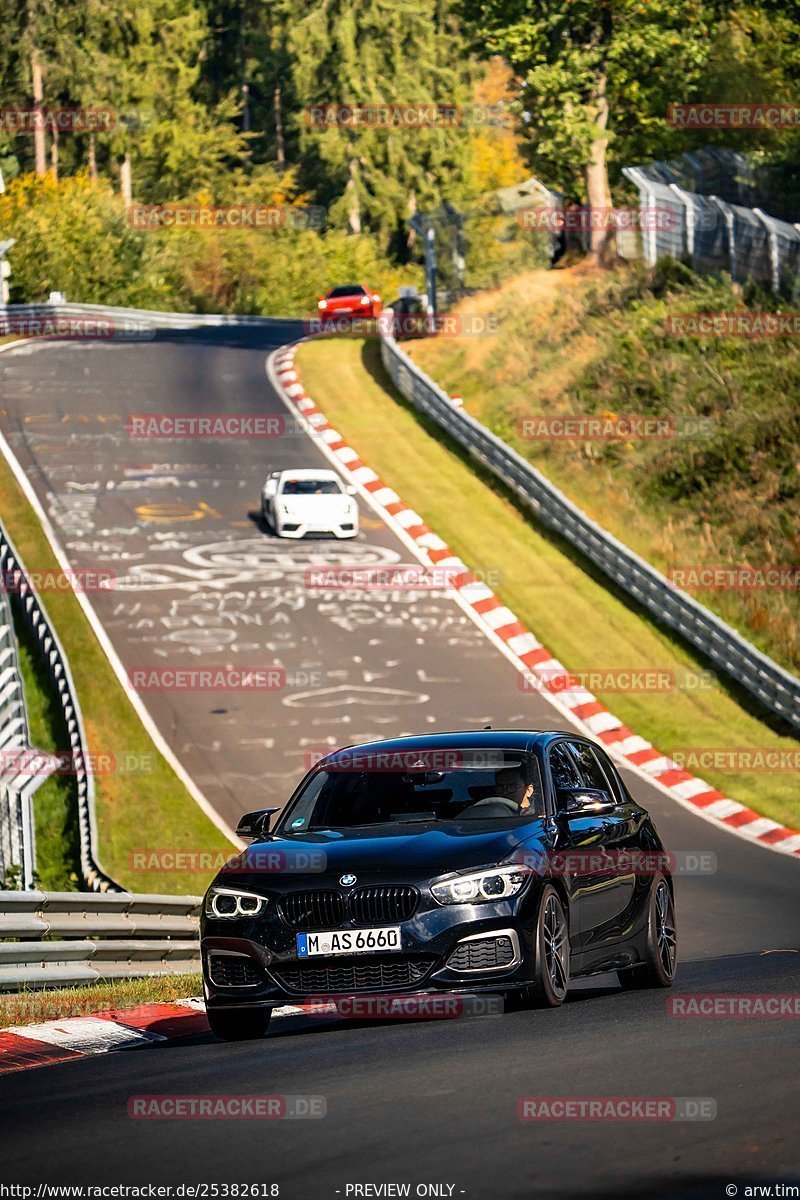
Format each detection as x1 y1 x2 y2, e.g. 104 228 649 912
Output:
549 742 581 792
592 744 626 803
568 741 613 793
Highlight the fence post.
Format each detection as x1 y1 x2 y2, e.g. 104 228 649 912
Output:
752 208 780 293
622 168 658 266
669 184 694 260
709 196 736 280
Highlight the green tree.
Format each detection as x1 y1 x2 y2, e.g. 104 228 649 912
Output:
460 0 719 259
66 0 249 203
284 0 473 254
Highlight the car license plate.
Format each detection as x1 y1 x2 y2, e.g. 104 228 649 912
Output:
296 927 402 957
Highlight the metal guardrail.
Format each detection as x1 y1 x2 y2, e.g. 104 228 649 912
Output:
0 300 300 334
0 519 119 892
0 542 57 889
379 335 800 732
0 890 201 990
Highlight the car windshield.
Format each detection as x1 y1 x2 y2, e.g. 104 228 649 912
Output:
278 752 544 832
328 286 366 297
281 478 341 495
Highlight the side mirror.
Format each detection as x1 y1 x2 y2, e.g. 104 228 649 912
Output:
236 808 279 840
345 485 357 496
264 478 278 497
556 788 615 817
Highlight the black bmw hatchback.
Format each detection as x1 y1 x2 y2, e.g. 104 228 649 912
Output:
201 730 678 1039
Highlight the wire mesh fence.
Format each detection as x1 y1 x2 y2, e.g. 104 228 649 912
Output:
622 148 800 293
414 149 800 302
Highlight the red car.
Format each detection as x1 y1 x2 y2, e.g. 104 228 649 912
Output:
317 284 382 319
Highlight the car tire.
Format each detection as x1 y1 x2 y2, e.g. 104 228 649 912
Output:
618 874 677 990
526 884 570 1008
261 499 272 527
206 1007 272 1041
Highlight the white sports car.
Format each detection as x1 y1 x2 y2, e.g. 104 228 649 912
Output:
261 468 359 539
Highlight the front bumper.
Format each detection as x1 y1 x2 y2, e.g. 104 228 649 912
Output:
275 519 358 540
202 904 537 1011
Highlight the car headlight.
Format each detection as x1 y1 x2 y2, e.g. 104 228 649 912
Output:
431 865 533 905
205 887 268 919
359 295 370 306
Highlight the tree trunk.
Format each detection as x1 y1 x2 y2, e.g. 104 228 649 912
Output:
120 153 132 205
242 83 251 134
31 53 46 177
407 191 417 254
346 155 361 235
584 70 615 264
274 85 285 170
88 133 97 180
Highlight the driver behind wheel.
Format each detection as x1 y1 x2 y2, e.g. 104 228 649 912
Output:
492 765 536 811
464 765 537 816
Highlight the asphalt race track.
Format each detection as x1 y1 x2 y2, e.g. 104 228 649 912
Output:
0 326 798 1198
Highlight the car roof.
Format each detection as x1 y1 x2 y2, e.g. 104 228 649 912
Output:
278 468 340 480
316 729 582 763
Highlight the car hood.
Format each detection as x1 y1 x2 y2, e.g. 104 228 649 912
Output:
215 821 547 890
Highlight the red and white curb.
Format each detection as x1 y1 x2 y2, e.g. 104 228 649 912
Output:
0 999 210 1073
269 344 800 860
0 998 339 1074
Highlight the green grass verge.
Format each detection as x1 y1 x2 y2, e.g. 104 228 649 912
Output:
295 337 799 831
0 972 202 1027
0 449 232 894
410 262 800 675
